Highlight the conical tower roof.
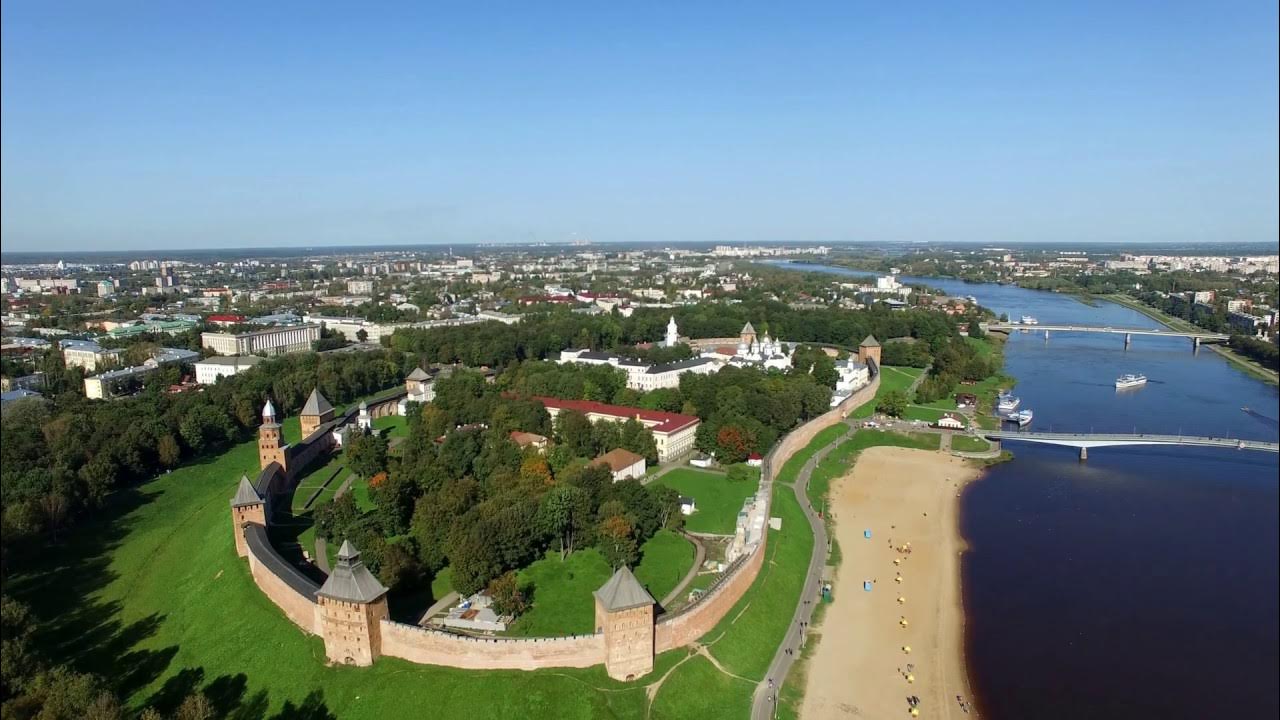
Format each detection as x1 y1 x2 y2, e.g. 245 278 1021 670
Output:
859 335 881 348
301 388 334 417
406 367 430 381
318 541 388 603
741 321 756 335
593 566 655 612
230 475 262 507
262 398 277 421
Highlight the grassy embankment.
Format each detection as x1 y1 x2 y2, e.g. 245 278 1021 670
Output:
1102 293 1278 385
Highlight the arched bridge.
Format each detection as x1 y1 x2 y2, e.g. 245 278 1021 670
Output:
981 323 1229 348
983 430 1279 459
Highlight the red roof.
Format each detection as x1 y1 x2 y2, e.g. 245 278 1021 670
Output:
748 453 763 460
207 314 245 322
534 396 699 435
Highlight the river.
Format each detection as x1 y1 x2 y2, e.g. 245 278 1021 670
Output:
771 261 1279 719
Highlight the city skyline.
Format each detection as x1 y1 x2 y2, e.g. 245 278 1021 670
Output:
3 1 1277 252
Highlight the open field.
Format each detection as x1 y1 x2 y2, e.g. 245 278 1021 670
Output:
507 530 695 637
951 435 992 453
655 468 759 535
850 365 923 419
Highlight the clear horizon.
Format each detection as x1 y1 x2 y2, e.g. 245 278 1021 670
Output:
3 1 1277 252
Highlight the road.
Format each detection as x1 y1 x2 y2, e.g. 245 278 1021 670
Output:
749 432 847 720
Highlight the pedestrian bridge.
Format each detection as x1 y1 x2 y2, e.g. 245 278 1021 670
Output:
983 430 1279 459
982 323 1228 347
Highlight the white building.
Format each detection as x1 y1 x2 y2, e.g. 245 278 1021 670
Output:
347 279 375 295
711 323 795 371
557 348 720 391
193 355 265 385
536 396 699 462
829 355 871 407
593 448 647 482
61 341 124 372
201 324 320 356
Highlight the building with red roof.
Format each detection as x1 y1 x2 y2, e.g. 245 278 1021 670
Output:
534 396 699 462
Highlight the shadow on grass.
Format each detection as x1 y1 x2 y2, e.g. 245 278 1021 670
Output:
147 669 335 720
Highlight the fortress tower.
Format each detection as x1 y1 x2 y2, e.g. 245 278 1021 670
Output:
858 335 882 367
229 475 266 557
258 398 287 471
318 541 390 666
594 566 656 681
739 321 757 348
299 388 335 438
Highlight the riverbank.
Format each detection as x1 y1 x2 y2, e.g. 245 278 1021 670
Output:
1101 293 1278 385
799 447 982 719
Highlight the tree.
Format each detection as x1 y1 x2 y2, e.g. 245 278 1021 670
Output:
876 389 909 417
486 571 529 617
597 514 637 569
345 431 389 479
725 463 755 483
356 329 369 343
175 693 215 720
554 410 595 458
650 485 684 530
377 542 424 590
536 484 590 558
156 434 182 468
1 597 36 699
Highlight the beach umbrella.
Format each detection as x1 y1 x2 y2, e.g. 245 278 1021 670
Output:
902 645 911 654
863 581 872 592
897 596 906 604
893 558 901 566
864 529 872 539
900 618 909 627
906 674 915 683
910 708 920 717
894 575 903 583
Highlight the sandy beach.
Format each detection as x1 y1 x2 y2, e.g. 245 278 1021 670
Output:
800 446 982 719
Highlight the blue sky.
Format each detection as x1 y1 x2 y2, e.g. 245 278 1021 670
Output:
2 1 1277 251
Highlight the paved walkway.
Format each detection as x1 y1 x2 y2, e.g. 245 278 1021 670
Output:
750 432 848 720
418 591 460 626
332 473 356 499
660 532 707 608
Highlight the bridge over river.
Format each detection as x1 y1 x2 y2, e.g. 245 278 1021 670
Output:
983 430 1280 460
982 323 1229 348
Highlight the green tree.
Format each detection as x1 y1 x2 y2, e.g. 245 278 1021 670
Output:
597 514 637 570
345 431 389 479
486 571 529 617
536 484 591 558
876 389 909 417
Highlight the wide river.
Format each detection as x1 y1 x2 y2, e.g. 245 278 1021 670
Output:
772 262 1279 719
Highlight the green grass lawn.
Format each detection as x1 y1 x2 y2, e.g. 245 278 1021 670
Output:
774 424 850 487
655 469 759 535
372 414 408 437
850 365 923 419
431 566 455 600
634 530 696 604
509 529 696 636
951 435 992 453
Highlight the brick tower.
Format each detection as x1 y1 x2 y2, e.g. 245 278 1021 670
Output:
594 566 656 681
258 398 287 471
317 541 390 666
299 388 335 438
858 335 882 367
229 475 266 557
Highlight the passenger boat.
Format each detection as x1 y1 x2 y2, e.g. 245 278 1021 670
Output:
996 393 1021 413
1115 374 1147 389
1021 315 1039 325
1012 409 1033 426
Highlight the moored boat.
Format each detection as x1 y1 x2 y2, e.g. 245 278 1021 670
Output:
1115 374 1147 389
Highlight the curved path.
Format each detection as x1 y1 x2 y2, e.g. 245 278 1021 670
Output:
750 430 848 720
660 532 708 608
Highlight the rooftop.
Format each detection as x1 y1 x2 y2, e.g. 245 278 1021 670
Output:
594 566 655 612
533 396 700 435
317 541 389 604
593 448 646 473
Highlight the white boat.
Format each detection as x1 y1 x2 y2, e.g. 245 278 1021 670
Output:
1012 409 1033 426
997 393 1021 413
1020 315 1039 325
1115 374 1147 390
